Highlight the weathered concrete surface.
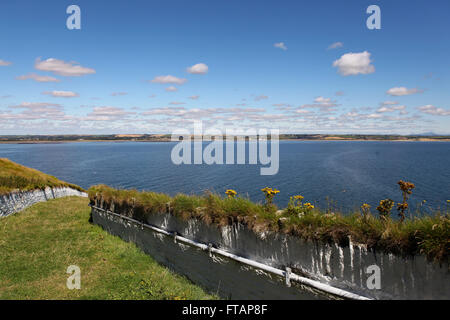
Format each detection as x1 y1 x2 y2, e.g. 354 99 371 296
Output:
0 187 87 218
91 208 331 300
91 199 450 300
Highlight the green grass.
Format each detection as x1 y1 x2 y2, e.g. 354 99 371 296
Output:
0 196 216 300
0 158 84 195
89 185 450 263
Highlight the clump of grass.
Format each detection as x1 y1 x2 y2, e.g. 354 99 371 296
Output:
89 184 449 263
0 158 84 195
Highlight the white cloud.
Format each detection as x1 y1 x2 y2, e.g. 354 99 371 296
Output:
386 87 423 96
186 63 208 74
377 104 406 113
0 59 12 66
345 112 359 117
141 107 265 120
299 96 339 112
7 102 68 120
165 86 178 92
380 101 399 106
35 58 95 76
188 95 199 100
328 42 343 50
274 42 287 50
16 73 60 82
418 105 450 116
169 101 185 105
255 95 268 101
273 103 293 111
314 96 332 104
42 91 79 98
151 75 187 85
366 113 383 119
85 106 135 121
111 92 128 96
332 51 375 76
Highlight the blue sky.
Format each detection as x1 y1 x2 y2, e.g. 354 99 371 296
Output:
0 0 449 134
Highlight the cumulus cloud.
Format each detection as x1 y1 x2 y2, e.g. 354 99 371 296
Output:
314 96 332 104
35 58 95 76
377 104 406 113
332 51 375 76
42 91 79 98
299 96 339 112
274 42 287 50
111 92 128 96
165 86 178 92
141 107 265 120
188 95 199 100
151 75 187 85
85 107 136 121
7 102 68 120
418 105 450 116
328 42 343 50
16 73 60 82
255 95 269 101
9 102 61 110
295 109 311 114
186 63 208 74
0 59 12 66
169 101 185 105
386 87 423 96
273 103 293 111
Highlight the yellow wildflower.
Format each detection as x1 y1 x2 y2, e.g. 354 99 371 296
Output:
225 189 237 198
304 202 314 209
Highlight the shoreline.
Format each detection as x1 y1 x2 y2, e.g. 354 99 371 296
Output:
1 138 450 144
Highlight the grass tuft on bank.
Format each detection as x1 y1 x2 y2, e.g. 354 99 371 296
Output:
0 196 215 300
0 158 84 195
89 185 449 263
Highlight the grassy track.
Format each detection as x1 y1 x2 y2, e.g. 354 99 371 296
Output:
0 196 216 300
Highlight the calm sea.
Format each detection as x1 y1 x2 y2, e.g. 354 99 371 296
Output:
0 141 449 215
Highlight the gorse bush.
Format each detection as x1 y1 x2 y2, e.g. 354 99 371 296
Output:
89 183 449 263
376 199 395 221
397 180 415 222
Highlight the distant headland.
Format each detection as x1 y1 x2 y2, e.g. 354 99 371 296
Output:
1 134 450 144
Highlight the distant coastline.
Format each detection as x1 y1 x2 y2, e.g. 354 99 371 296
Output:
1 134 450 144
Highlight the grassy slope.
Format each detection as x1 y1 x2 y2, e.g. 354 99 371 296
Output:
0 158 84 195
89 185 450 263
0 196 215 300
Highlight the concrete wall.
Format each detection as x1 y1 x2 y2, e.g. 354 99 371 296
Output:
0 187 87 218
91 199 450 300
